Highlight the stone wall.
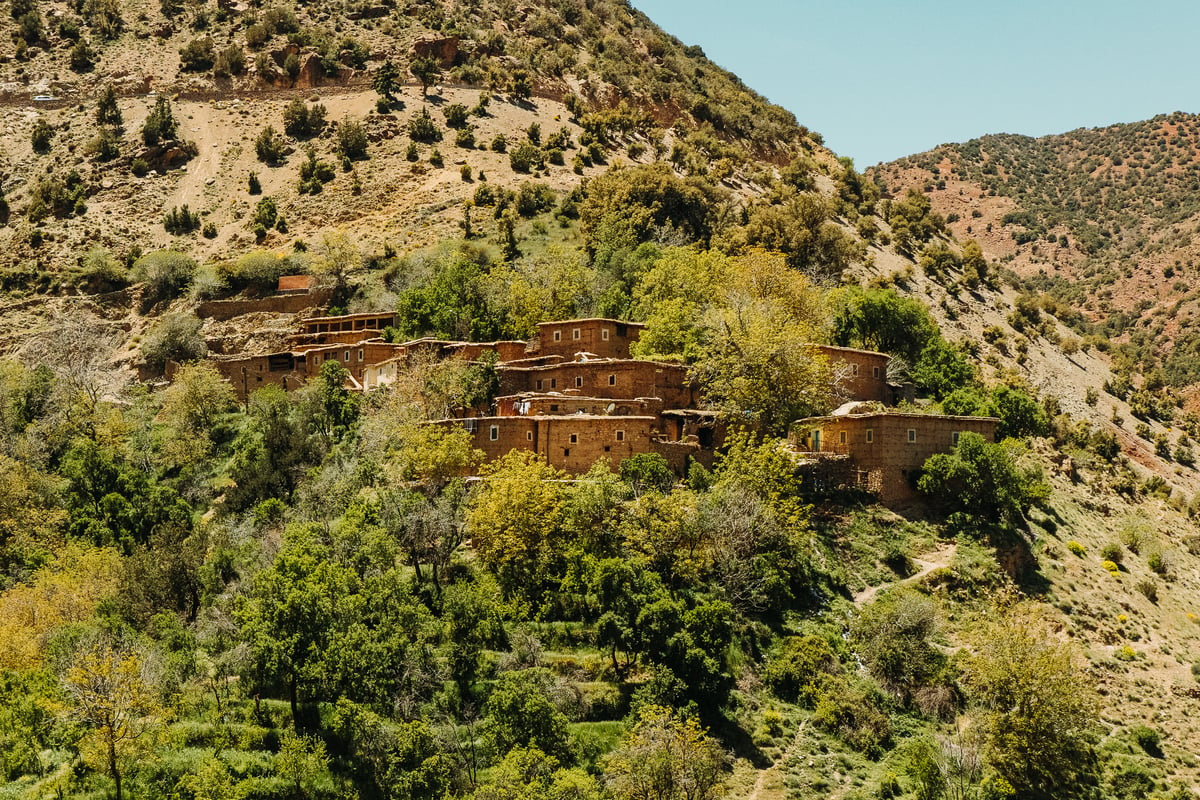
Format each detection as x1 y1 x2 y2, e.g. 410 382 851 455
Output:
497 360 694 408
814 345 892 403
196 289 333 320
532 319 643 360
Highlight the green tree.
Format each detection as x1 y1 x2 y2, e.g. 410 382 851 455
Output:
917 433 1049 530
141 97 178 145
96 84 122 127
850 589 945 704
604 705 727 800
743 189 863 279
482 668 572 762
410 55 441 97
373 60 400 106
962 604 1100 799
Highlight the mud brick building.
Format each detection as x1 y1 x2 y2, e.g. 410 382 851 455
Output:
789 408 1000 503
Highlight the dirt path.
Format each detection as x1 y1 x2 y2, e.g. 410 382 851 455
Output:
744 721 809 800
853 542 957 605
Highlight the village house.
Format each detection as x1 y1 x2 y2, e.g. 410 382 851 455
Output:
789 406 1001 503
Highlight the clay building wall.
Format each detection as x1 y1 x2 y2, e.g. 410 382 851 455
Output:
298 311 398 335
812 345 892 403
214 353 307 400
442 415 663 474
531 319 644 360
790 413 1000 503
196 288 333 320
495 394 664 418
497 360 693 408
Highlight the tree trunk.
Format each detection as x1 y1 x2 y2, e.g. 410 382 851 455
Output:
108 734 122 800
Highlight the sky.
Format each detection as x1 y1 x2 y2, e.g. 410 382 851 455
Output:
631 0 1200 167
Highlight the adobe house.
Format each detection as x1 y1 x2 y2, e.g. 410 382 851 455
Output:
530 318 645 360
790 409 1000 503
813 345 892 404
497 359 695 409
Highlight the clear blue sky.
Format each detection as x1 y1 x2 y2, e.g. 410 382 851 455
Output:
632 0 1200 166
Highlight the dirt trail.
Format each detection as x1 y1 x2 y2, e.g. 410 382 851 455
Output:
853 542 957 605
744 721 808 800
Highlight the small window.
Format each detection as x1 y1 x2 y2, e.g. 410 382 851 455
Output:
866 429 874 443
575 376 583 388
550 378 557 389
526 431 533 441
358 349 364 361
343 350 350 362
570 433 578 444
601 329 610 341
907 429 917 443
616 430 625 441
572 328 581 340
839 431 847 444
489 425 499 441
553 330 562 342
550 404 559 412
608 374 616 386
851 364 860 376
256 376 263 382
536 379 543 390
872 366 881 378
953 431 961 445
563 448 570 457
604 445 611 452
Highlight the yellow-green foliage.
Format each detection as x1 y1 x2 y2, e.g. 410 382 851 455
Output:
1100 560 1120 575
1066 540 1086 557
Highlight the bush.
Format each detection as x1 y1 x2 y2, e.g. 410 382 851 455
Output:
1100 560 1120 575
282 100 326 139
248 171 261 194
254 125 288 164
1066 540 1086 557
491 133 508 152
1135 578 1158 603
298 147 335 194
179 36 215 71
252 196 280 230
133 250 198 308
442 103 470 128
429 149 443 168
408 108 442 143
515 182 556 217
142 97 178 145
1099 543 1123 565
762 634 840 707
69 37 95 71
336 119 368 161
509 141 543 173
141 312 205 371
163 205 201 235
1146 550 1170 576
213 44 245 77
455 127 476 149
30 118 53 154
26 171 87 221
918 433 1049 529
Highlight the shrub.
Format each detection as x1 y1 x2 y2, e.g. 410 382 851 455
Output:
141 312 205 371
491 133 508 152
455 127 476 149
429 149 443 168
202 222 217 239
133 250 198 308
1135 578 1158 603
1066 540 1086 557
407 108 441 143
336 119 368 161
509 141 543 173
282 100 326 139
1100 560 1120 575
247 171 261 194
84 129 120 162
26 171 87 221
69 37 95 71
163 205 202 235
179 36 215 71
763 635 841 707
213 44 245 77
142 97 178 145
1100 543 1123 565
1129 725 1162 757
442 103 470 128
1147 550 1169 576
252 196 280 230
460 165 472 182
255 125 288 164
298 147 335 194
30 118 53 154
405 142 419 162
515 183 556 217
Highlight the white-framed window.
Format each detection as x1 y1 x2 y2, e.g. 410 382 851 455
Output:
851 364 860 376
569 433 578 444
572 328 581 340
616 430 625 441
872 366 881 378
575 376 583 388
601 328 610 341
866 429 874 443
553 330 562 342
908 429 917 443
489 425 499 441
526 431 533 441
358 349 364 361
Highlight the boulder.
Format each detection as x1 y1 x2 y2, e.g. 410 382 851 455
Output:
413 35 458 68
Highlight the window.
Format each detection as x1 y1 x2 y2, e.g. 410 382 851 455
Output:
851 364 860 376
839 431 847 444
616 430 625 441
907 429 917 443
953 431 961 445
358 349 364 361
811 430 821 451
572 328 581 340
343 351 350 362
526 431 533 441
550 378 557 389
550 404 559 412
569 433 578 444
608 374 616 386
489 425 499 441
553 330 562 342
563 448 570 457
866 429 874 443
601 328 610 341
536 379 543 391
575 376 583 388
872 366 881 378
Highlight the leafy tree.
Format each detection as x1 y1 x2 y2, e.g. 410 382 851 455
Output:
373 60 400 106
619 453 676 495
275 730 330 798
141 312 205 372
410 55 441 97
225 385 322 509
476 746 602 800
918 433 1049 530
65 641 165 800
132 250 196 308
604 705 727 800
962 603 1100 799
179 36 215 71
830 286 939 364
743 189 862 279
282 100 327 139
255 125 288 164
910 338 977 400
408 107 442 143
482 668 572 762
466 451 568 600
850 589 945 704
141 97 178 146
337 119 369 161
